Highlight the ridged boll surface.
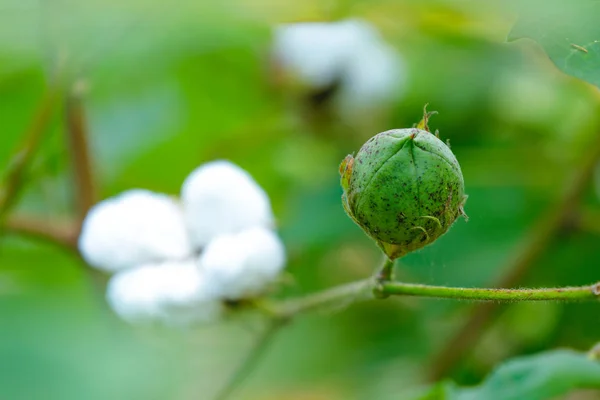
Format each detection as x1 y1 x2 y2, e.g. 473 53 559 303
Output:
341 128 466 259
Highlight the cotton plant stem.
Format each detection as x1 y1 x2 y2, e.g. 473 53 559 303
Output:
268 276 600 321
0 80 96 250
379 281 600 301
65 80 97 229
3 212 108 293
426 131 600 382
0 80 63 224
4 214 78 250
376 258 396 282
274 278 376 318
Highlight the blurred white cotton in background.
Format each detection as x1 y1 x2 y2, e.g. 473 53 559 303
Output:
78 190 192 272
272 20 373 89
199 227 286 300
181 160 274 247
106 261 223 326
338 40 405 117
272 19 405 116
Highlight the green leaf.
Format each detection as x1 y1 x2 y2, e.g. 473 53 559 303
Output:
418 350 600 400
507 0 600 88
457 350 600 400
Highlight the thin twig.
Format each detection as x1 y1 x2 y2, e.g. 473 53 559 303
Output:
0 80 63 224
425 131 600 382
268 278 599 320
65 80 96 230
275 278 375 318
212 318 285 400
4 214 78 250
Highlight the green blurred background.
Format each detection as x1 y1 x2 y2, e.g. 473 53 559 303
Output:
1 0 599 399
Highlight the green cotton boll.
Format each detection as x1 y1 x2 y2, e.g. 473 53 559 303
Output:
340 127 467 260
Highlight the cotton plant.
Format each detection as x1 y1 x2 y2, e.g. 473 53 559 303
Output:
271 18 406 120
78 160 286 327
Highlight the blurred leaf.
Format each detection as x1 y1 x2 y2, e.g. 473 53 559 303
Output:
419 349 600 400
416 381 457 400
281 179 362 251
508 0 600 88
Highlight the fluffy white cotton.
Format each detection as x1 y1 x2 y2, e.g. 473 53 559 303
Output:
273 19 404 114
337 41 404 116
78 190 193 272
181 161 274 247
273 20 376 88
198 227 286 300
106 261 223 326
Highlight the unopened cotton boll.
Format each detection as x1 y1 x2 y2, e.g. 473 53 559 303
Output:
79 190 193 272
198 227 286 300
181 161 274 247
106 261 223 326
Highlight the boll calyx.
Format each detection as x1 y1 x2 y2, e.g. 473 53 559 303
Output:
340 111 467 260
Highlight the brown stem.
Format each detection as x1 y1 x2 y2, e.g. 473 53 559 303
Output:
4 214 78 250
425 132 600 382
0 80 63 223
65 80 96 231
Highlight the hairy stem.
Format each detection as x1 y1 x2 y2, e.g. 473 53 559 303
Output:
268 278 599 320
274 279 375 318
380 281 600 301
426 128 600 382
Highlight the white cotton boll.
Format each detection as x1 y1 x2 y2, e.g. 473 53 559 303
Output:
273 19 405 118
198 227 286 300
79 190 193 272
337 41 405 117
273 19 379 89
181 160 274 247
273 23 348 89
106 261 223 327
